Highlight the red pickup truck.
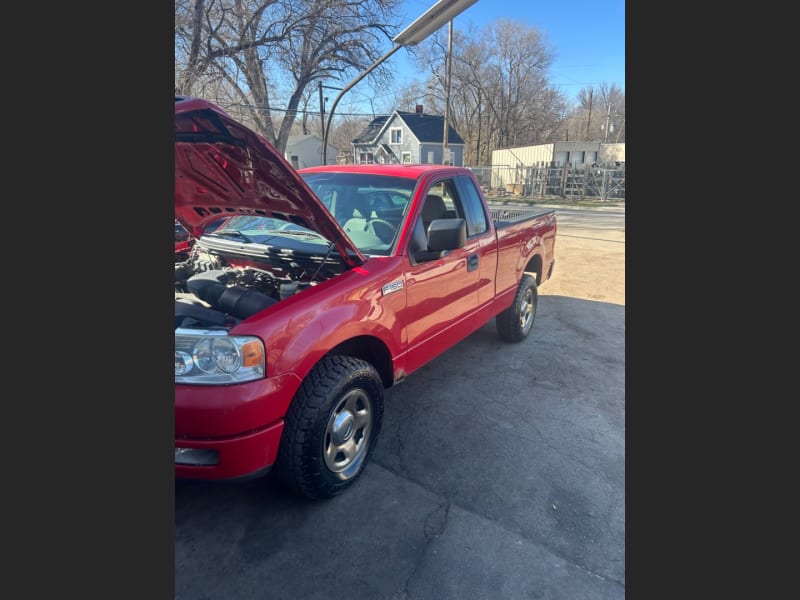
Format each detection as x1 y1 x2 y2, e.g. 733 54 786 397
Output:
175 97 556 499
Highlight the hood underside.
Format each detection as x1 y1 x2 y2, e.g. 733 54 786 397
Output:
174 97 363 266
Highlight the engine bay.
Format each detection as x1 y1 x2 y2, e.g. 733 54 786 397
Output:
175 241 345 330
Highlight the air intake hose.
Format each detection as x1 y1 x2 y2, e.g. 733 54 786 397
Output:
187 271 277 319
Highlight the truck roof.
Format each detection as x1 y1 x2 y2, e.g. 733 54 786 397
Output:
298 163 474 179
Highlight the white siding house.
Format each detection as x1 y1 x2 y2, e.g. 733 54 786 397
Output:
284 134 339 169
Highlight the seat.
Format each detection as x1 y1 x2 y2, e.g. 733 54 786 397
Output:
338 192 371 233
351 194 371 220
421 194 447 234
408 215 428 256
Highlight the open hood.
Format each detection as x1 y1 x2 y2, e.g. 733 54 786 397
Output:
175 97 364 266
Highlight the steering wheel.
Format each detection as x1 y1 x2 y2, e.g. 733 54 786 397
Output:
367 219 398 244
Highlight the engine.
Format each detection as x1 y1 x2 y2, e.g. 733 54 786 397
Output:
175 247 309 330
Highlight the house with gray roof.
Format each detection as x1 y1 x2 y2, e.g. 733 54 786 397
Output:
352 107 465 166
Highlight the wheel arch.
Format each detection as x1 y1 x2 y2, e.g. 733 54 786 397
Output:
327 335 394 389
523 252 544 286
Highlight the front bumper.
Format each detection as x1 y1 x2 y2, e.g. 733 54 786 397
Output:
175 371 302 481
175 420 283 481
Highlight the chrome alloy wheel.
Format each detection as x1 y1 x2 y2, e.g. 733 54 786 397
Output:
519 287 535 334
323 388 373 478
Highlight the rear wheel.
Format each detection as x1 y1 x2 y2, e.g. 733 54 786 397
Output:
276 356 384 499
496 274 538 343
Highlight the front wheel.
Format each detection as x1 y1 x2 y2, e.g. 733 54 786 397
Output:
496 274 538 343
276 356 384 499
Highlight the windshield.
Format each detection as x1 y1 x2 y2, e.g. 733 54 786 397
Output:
300 172 416 256
205 215 330 245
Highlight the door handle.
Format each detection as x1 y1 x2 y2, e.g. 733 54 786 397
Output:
467 253 479 272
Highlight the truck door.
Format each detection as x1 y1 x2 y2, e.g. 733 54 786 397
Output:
402 177 482 373
453 174 497 308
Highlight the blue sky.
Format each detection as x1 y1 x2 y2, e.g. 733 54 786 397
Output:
384 0 625 105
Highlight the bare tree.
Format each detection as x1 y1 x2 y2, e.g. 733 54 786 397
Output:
176 4 618 162
406 20 567 165
570 83 625 142
329 114 371 160
482 20 566 150
175 0 207 95
175 0 402 153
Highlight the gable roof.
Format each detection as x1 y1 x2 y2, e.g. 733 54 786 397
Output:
353 111 464 145
396 111 464 145
352 116 390 144
376 143 399 162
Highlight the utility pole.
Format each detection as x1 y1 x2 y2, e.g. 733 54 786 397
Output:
604 103 612 143
442 19 453 164
318 83 342 164
586 88 593 140
318 82 325 141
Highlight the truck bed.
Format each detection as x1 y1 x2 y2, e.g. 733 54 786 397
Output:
489 206 556 227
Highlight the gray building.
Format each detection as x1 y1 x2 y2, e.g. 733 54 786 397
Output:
352 107 465 166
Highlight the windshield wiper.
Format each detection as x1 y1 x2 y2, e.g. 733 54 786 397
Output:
272 229 328 241
207 229 256 243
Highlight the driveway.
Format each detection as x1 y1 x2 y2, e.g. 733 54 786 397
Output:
175 205 625 600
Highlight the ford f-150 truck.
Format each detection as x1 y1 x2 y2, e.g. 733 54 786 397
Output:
174 96 557 499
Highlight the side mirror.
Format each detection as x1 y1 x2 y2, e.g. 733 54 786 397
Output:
427 218 466 252
409 217 467 264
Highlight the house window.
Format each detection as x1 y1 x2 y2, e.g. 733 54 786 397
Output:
402 152 411 164
390 128 402 144
290 155 299 169
359 152 374 164
426 151 434 164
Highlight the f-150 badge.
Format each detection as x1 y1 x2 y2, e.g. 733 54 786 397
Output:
381 280 404 296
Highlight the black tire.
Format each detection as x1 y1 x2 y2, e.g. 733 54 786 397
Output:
276 356 384 499
496 274 538 343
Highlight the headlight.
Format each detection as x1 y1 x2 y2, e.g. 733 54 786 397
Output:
175 328 265 384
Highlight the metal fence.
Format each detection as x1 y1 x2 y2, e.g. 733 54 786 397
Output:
468 163 625 202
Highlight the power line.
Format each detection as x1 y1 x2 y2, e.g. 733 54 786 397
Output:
220 102 383 119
